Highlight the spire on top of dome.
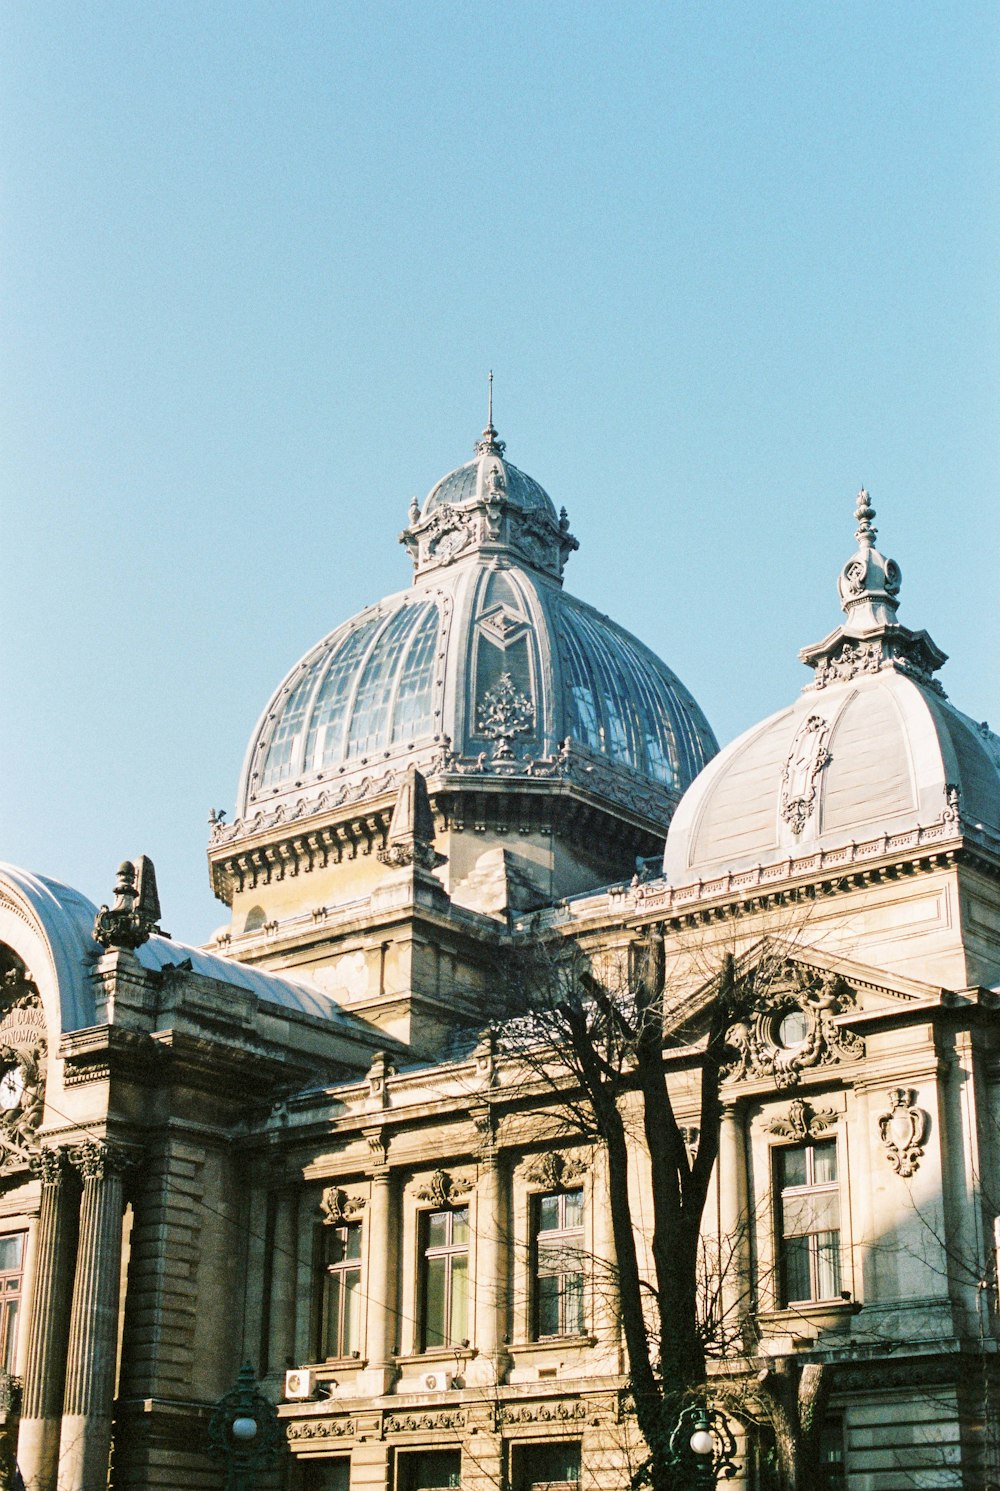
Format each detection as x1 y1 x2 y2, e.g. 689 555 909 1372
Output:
799 486 947 693
475 370 506 456
836 486 902 631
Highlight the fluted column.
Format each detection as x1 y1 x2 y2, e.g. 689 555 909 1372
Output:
718 1103 749 1340
57 1140 131 1491
359 1155 397 1396
19 1150 79 1491
591 1142 620 1362
469 1147 506 1386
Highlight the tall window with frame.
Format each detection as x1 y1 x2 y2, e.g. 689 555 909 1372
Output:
533 1189 585 1339
0 1234 24 1373
775 1140 841 1305
421 1207 468 1351
316 1221 362 1360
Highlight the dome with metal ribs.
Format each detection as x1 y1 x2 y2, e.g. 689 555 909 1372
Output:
231 423 718 831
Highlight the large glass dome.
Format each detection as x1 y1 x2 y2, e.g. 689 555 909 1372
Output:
233 428 718 826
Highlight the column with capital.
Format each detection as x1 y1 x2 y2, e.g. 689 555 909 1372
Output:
718 1103 750 1340
18 1150 79 1491
56 1139 132 1491
467 1144 507 1387
357 1134 398 1397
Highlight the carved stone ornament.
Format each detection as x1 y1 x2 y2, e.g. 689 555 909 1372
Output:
0 952 47 1174
365 1051 396 1107
476 673 535 761
878 1088 928 1177
93 856 166 950
765 1098 838 1141
29 1147 65 1186
68 1137 135 1182
520 1150 590 1191
413 1169 472 1207
319 1187 367 1226
811 638 883 690
720 962 864 1090
501 1399 588 1426
780 716 831 834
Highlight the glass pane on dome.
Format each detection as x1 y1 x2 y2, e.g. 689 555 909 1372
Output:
347 605 431 760
305 615 385 772
260 666 321 789
558 607 707 789
391 605 439 743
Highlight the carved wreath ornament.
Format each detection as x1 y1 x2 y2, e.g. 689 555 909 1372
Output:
721 964 863 1090
878 1089 928 1178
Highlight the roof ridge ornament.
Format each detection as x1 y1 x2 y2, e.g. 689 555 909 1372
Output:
475 369 506 456
93 856 168 950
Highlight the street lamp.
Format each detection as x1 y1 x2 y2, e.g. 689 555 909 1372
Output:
666 1402 739 1486
207 1362 281 1491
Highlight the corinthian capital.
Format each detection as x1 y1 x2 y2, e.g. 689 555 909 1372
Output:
29 1146 66 1186
68 1137 135 1182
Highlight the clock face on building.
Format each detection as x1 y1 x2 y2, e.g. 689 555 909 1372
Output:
0 1067 24 1112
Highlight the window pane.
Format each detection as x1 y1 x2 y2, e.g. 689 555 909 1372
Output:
344 1267 361 1354
813 1142 838 1184
538 1195 561 1232
450 1255 468 1343
563 1188 584 1228
424 1256 447 1348
782 1235 812 1303
563 1271 585 1335
322 1274 343 1357
779 1147 808 1188
452 1207 469 1244
345 1224 361 1262
537 1274 560 1337
782 1190 839 1238
426 1212 449 1249
815 1232 842 1299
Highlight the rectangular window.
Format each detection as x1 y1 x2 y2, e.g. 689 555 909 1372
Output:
776 1142 841 1305
397 1448 461 1490
421 1208 468 1351
511 1439 582 1491
533 1190 585 1339
819 1413 846 1489
0 1234 24 1374
316 1223 362 1360
302 1459 350 1491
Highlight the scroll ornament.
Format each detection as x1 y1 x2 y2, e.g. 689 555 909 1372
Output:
521 1150 590 1190
414 1169 472 1207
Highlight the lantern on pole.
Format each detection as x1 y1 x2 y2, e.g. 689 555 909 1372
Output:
207 1363 281 1491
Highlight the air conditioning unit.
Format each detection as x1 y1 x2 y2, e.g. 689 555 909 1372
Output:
422 1370 453 1392
284 1368 315 1400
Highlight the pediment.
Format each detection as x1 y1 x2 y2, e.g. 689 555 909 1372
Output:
666 937 950 1091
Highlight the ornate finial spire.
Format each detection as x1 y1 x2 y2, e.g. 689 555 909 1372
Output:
800 486 948 689
475 370 505 456
836 485 901 630
93 856 168 949
854 486 877 548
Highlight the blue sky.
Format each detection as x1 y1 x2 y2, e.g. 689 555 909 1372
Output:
3 2 997 943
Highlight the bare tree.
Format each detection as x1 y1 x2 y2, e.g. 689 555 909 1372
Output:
482 928 835 1491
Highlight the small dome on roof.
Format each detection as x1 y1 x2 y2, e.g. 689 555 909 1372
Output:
664 489 1000 886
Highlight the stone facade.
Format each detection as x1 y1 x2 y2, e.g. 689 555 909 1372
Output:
1 443 998 1491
